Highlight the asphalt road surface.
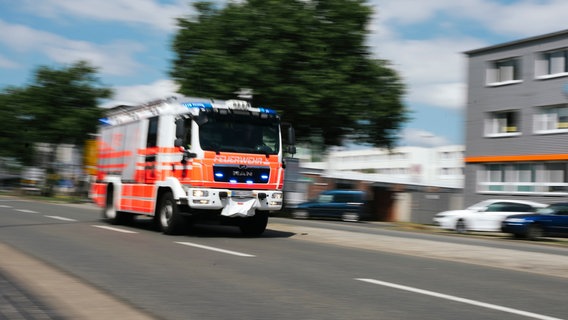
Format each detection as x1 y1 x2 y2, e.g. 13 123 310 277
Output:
1 195 567 320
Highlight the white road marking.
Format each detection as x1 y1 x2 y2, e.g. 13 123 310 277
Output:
92 225 138 234
175 241 255 257
44 215 77 222
14 209 38 213
355 278 563 320
0 205 12 208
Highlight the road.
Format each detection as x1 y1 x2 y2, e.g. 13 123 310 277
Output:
1 195 567 320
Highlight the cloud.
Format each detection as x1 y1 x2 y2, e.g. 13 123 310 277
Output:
102 79 181 108
0 54 18 68
400 128 451 147
19 0 192 32
411 82 466 110
0 19 144 76
466 0 568 37
368 1 501 110
373 36 483 109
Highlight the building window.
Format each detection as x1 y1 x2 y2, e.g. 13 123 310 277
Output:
542 163 568 192
534 105 568 133
514 163 535 192
486 58 522 85
478 162 568 195
485 110 520 136
535 49 568 78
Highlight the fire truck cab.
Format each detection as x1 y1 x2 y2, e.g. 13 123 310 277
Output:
91 96 295 236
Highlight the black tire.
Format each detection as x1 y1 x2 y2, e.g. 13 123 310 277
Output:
512 233 524 239
157 192 185 235
239 212 268 237
341 212 360 222
102 186 132 225
526 223 543 241
292 210 309 219
455 219 467 234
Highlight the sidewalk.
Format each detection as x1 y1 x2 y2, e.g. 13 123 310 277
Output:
0 269 64 320
270 222 568 279
0 243 156 320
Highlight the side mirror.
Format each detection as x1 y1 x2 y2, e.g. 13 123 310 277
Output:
287 126 296 145
282 123 296 155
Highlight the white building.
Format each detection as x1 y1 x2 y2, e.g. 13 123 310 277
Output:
302 145 464 188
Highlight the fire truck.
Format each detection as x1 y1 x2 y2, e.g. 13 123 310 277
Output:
90 96 295 236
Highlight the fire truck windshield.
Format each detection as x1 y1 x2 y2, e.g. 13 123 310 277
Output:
198 114 280 155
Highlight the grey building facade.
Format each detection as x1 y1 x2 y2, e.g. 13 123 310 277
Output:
464 29 568 205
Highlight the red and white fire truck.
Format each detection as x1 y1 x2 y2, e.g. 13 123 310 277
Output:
90 96 295 236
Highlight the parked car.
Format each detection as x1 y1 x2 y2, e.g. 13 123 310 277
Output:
292 190 367 222
433 199 547 233
501 202 568 240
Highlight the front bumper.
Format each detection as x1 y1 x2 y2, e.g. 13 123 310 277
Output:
184 188 283 213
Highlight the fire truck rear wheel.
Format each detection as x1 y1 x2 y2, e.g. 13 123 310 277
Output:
239 212 268 237
103 188 132 225
157 191 185 235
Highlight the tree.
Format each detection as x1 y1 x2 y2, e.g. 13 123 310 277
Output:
0 61 112 165
171 0 408 147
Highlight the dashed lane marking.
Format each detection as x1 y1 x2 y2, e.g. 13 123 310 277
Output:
175 241 255 257
44 215 77 222
355 278 564 320
92 225 138 234
14 209 38 213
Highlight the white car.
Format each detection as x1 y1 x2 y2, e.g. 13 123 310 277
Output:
433 199 547 233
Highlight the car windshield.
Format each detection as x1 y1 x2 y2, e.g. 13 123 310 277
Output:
537 207 555 214
198 113 280 155
466 200 494 211
318 194 333 203
538 204 568 215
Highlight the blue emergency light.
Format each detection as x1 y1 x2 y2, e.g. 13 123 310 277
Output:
259 107 277 114
182 102 213 109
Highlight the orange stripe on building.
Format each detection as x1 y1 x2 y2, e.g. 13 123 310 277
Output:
465 153 568 163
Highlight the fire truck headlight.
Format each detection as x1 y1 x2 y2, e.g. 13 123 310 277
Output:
269 192 283 206
192 190 209 197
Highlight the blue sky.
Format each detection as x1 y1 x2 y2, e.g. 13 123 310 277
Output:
1 0 568 148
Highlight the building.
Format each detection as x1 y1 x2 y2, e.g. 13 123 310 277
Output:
323 145 464 188
464 29 568 205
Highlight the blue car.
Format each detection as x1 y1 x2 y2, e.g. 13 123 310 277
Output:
501 202 568 240
292 190 367 222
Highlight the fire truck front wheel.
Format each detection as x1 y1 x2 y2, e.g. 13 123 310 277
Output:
157 191 185 235
239 212 268 237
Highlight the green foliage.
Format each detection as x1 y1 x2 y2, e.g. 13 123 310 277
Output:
171 0 408 147
0 61 112 164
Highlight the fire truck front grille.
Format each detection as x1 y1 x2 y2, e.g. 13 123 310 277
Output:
213 165 270 184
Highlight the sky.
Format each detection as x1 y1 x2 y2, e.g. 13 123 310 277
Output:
1 0 568 148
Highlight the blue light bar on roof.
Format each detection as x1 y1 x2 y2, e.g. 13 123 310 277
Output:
99 118 111 125
182 102 213 109
259 107 277 114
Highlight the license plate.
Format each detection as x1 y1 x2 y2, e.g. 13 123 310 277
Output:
231 190 253 198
